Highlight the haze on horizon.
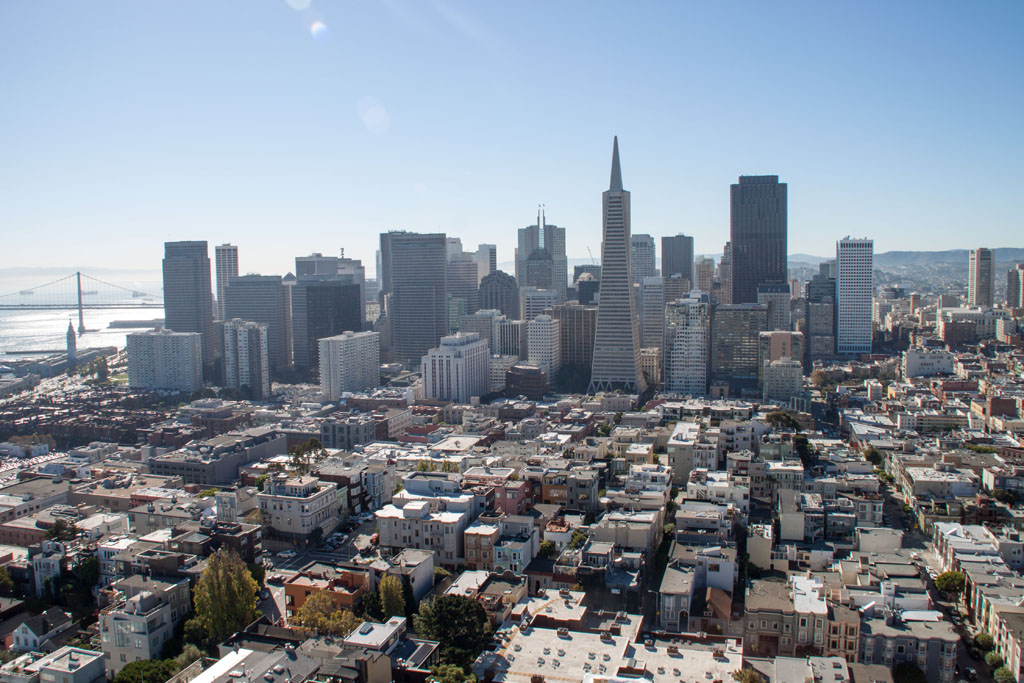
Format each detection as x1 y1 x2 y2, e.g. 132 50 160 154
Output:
2 1 1022 279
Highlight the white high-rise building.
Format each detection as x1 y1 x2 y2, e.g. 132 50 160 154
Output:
969 248 994 308
422 332 489 403
520 287 557 322
127 329 203 392
527 314 561 379
588 137 646 394
319 331 380 400
664 292 710 395
223 319 271 399
640 276 665 351
214 244 238 321
630 234 657 284
835 237 874 355
498 319 528 357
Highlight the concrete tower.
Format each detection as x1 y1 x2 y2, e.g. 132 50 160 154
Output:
66 320 77 366
214 244 239 321
969 248 995 308
588 137 646 394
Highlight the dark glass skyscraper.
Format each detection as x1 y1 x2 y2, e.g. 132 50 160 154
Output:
162 241 216 377
729 175 787 304
379 231 448 367
661 234 694 284
291 279 362 378
224 274 293 375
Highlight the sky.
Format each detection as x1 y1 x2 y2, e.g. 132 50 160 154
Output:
1 1 1022 281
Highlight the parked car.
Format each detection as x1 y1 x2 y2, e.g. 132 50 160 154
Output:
267 574 284 585
966 667 978 680
277 549 297 559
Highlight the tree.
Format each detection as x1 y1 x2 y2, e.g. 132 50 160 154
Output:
414 595 490 667
995 667 1016 683
292 590 362 636
428 664 476 683
810 369 828 387
892 662 927 683
113 659 180 683
993 489 1019 505
863 446 882 466
0 567 14 596
732 668 766 683
568 529 588 550
986 652 1004 669
975 633 995 651
360 590 384 621
539 540 558 558
175 644 203 670
193 548 259 644
765 411 801 433
46 518 79 542
290 438 326 475
380 575 406 618
934 571 965 596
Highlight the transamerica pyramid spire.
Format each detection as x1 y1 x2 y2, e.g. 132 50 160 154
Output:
609 135 623 191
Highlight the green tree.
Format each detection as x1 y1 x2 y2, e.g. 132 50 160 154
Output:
46 518 79 542
863 446 882 466
993 489 1019 505
360 590 384 621
0 567 14 596
934 571 965 595
986 652 1004 669
380 575 406 618
975 633 995 651
995 667 1016 683
428 664 477 683
414 595 490 667
291 590 361 636
175 644 203 670
539 540 558 558
568 529 588 550
247 562 266 586
732 668 766 683
892 662 927 683
193 548 259 644
765 411 801 433
112 659 180 683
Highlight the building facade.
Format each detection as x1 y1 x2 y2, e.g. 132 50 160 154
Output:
664 293 710 395
319 330 381 399
422 333 490 403
214 243 238 321
729 176 787 304
380 231 448 368
969 247 995 308
223 274 292 375
162 241 216 377
223 319 271 399
836 237 874 356
127 329 203 393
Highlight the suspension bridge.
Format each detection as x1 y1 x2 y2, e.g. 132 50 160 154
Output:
0 272 162 336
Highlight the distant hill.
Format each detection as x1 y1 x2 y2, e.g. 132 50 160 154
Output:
873 248 1024 267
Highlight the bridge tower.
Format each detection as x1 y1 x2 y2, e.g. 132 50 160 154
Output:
76 271 85 335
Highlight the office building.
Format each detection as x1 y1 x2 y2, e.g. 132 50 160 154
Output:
479 270 520 319
757 282 792 331
223 274 292 375
835 237 874 355
662 234 694 283
473 244 497 281
664 292 710 396
711 304 768 390
162 241 216 376
127 329 203 392
291 278 363 378
762 360 804 403
969 248 995 308
757 331 805 393
319 330 381 400
630 234 656 284
805 271 836 363
379 231 448 367
214 243 238 321
1008 264 1024 308
664 273 690 304
589 137 646 394
640 276 665 351
548 301 597 391
223 319 271 399
422 333 490 403
447 252 480 321
498 319 528 357
729 176 787 304
520 287 557 322
459 309 505 352
527 314 561 379
575 272 601 305
694 257 715 293
716 243 733 304
516 209 567 302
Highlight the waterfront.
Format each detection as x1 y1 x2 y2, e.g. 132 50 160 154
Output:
0 306 162 360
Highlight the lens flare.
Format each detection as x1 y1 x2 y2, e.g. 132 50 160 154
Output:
310 21 329 41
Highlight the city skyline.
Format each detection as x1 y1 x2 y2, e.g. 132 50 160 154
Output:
3 2 1023 276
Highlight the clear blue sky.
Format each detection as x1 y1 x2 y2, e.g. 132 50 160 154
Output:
2 1 1022 279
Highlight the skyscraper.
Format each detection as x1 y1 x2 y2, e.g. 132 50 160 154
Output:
969 248 995 308
662 234 694 284
711 303 768 391
729 175 787 304
835 237 874 356
291 279 363 378
214 244 238 321
319 330 380 399
516 209 567 302
589 137 646 394
664 292 710 396
548 301 597 392
162 241 216 377
694 257 715 294
473 244 497 282
527 314 561 379
630 234 656 284
756 282 792 331
380 232 448 367
127 329 203 392
479 271 520 318
422 333 490 403
1008 264 1024 309
223 319 271 399
447 252 481 322
640 276 665 351
224 274 293 375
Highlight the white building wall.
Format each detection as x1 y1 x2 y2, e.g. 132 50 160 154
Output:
836 237 874 355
